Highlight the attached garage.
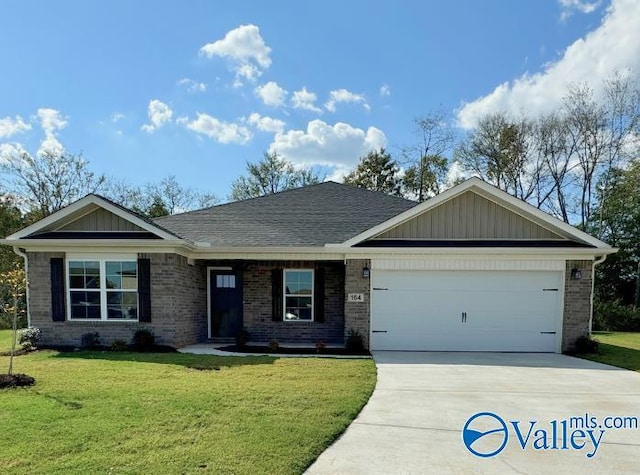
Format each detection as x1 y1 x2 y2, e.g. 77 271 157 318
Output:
370 267 563 352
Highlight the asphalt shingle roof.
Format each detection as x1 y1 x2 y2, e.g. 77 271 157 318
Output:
154 182 417 247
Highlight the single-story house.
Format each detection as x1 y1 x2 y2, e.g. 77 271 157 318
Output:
1 178 616 353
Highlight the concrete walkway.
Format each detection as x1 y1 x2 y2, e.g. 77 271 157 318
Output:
307 352 640 474
178 342 371 359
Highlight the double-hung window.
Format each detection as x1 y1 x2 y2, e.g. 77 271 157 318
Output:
68 257 138 321
283 269 313 321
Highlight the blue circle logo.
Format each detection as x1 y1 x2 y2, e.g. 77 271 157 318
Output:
462 412 509 457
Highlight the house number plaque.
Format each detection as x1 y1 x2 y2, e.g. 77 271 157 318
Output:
348 293 365 303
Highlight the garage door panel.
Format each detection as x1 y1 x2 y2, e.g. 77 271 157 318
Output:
371 270 561 352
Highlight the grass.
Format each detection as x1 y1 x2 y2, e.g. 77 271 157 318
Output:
0 328 16 353
0 330 376 474
579 331 640 372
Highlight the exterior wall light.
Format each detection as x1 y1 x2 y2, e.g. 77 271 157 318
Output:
362 266 370 278
571 268 582 280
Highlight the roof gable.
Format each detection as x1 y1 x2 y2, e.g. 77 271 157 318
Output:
374 190 564 241
6 195 179 241
341 178 614 250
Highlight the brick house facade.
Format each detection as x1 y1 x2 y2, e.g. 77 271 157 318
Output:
6 179 615 353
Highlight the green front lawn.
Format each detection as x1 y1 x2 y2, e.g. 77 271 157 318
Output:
0 328 14 352
0 330 376 474
579 332 640 372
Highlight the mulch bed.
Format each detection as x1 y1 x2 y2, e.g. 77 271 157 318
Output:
0 373 36 389
0 349 30 357
217 345 370 356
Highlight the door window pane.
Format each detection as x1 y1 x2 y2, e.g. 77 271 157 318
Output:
216 275 236 288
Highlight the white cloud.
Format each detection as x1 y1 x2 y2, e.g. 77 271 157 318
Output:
141 99 173 133
268 119 387 168
185 113 252 144
111 112 125 123
177 78 207 93
200 24 271 85
246 112 285 133
291 87 322 113
559 0 603 20
457 0 640 129
255 81 287 107
379 84 391 97
0 142 28 164
0 116 31 138
325 88 369 112
36 108 67 155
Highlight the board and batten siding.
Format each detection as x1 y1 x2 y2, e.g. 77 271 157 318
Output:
374 191 563 240
57 208 145 232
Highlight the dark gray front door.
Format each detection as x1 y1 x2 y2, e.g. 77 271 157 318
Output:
209 270 243 338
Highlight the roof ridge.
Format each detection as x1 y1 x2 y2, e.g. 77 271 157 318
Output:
155 180 415 222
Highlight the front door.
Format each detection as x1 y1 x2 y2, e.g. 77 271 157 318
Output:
209 270 243 338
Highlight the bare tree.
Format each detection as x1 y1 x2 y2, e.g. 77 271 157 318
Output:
401 112 454 201
0 150 106 220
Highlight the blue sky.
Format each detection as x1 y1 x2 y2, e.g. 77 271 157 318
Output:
1 0 639 200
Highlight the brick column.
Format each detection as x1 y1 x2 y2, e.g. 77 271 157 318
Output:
344 259 371 348
562 259 593 352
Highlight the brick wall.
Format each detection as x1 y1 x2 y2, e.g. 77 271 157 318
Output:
27 252 207 348
344 259 371 349
562 259 593 352
241 261 345 343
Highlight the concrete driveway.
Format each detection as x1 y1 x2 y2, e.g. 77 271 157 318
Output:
307 352 640 474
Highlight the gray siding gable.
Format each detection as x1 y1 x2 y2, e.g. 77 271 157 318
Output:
373 190 566 241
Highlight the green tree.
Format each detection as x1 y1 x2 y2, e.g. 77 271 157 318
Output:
402 154 449 201
229 152 322 201
590 161 640 305
343 148 402 196
0 195 24 269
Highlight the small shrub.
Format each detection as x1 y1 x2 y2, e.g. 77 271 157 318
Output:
345 329 364 352
268 339 280 352
574 335 599 354
80 332 102 350
593 300 640 332
315 340 327 353
110 340 128 352
132 329 155 352
235 329 249 348
18 326 42 351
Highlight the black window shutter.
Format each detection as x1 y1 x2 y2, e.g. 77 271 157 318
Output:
50 258 65 322
138 258 151 322
271 268 283 321
314 266 325 323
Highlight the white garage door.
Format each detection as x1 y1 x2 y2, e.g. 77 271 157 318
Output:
370 270 561 352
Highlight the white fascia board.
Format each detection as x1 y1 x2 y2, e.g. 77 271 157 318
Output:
6 195 178 241
340 246 617 259
338 177 614 250
2 239 195 258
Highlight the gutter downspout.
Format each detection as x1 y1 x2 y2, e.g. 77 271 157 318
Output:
12 247 30 327
589 254 608 337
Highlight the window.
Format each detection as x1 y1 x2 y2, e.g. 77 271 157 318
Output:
216 275 236 288
68 258 138 321
284 269 313 321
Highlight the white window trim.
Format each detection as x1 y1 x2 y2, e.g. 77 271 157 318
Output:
66 254 138 322
283 268 314 322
